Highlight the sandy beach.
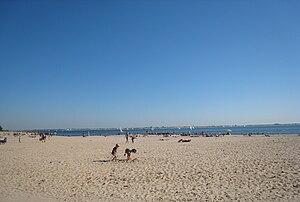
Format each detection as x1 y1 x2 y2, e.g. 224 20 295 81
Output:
0 133 299 202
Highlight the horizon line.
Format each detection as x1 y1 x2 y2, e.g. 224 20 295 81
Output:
8 122 300 131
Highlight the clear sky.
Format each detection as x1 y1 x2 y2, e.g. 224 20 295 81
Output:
0 0 299 130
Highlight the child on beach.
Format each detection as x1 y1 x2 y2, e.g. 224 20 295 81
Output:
124 148 137 160
111 144 119 161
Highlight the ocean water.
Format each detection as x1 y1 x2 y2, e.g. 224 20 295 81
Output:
42 125 300 136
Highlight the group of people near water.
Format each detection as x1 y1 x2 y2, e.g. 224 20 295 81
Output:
112 133 137 161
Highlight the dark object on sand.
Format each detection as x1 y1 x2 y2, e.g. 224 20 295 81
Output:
39 134 46 142
178 139 191 143
0 137 7 144
265 134 271 137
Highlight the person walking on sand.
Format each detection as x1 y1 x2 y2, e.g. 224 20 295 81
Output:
124 148 137 160
131 135 135 143
111 144 119 161
125 132 129 143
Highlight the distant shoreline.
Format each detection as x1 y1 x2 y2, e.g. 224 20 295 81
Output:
13 122 300 132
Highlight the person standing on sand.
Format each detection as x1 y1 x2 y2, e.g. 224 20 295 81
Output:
131 135 135 143
111 144 119 161
125 132 129 143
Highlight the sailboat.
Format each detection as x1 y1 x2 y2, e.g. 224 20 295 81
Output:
119 128 123 133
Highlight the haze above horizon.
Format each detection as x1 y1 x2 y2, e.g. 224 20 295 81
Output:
1 0 299 130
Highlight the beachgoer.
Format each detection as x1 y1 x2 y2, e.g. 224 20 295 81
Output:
39 133 46 142
125 132 129 143
131 135 135 143
111 144 119 161
124 148 137 160
0 137 7 144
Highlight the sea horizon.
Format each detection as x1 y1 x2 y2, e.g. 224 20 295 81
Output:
21 122 300 132
8 123 299 136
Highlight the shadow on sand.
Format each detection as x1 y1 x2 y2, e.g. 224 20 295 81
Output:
93 158 138 163
93 159 111 163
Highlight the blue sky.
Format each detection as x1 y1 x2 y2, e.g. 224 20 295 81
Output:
0 0 299 130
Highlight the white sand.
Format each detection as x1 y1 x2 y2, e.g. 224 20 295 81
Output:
0 133 299 201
